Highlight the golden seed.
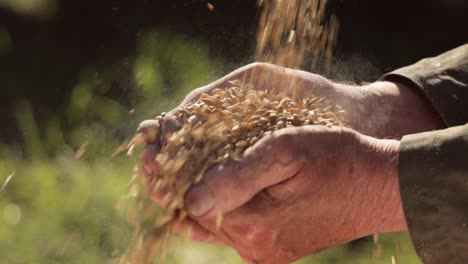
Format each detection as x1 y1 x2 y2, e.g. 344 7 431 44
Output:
221 109 232 116
231 125 240 132
322 105 332 111
211 88 224 94
228 79 241 86
236 140 249 148
322 112 337 119
126 144 136 157
247 131 258 137
289 107 300 114
250 137 259 145
337 110 348 119
248 115 261 122
216 212 224 230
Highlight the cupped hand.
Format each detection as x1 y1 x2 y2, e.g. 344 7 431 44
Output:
138 62 443 187
138 62 443 149
184 126 408 264
139 62 442 183
137 62 441 263
142 125 408 264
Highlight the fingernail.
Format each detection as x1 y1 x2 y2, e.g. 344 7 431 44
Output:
185 183 214 217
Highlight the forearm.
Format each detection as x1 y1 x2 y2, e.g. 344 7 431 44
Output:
335 81 445 139
361 136 407 234
362 81 445 138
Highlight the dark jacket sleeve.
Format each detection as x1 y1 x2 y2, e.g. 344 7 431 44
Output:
399 125 468 264
381 44 468 264
382 43 468 127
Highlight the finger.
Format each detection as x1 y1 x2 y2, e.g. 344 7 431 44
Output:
139 144 169 206
137 119 161 145
159 113 183 147
140 144 160 178
171 217 226 245
184 128 306 218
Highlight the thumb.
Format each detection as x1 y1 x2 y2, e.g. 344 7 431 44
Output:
184 131 305 218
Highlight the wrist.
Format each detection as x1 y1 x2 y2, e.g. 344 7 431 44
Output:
351 132 407 235
361 81 445 138
342 129 407 236
373 138 408 233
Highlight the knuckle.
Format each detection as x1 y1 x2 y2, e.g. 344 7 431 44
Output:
245 62 267 70
161 114 181 133
137 119 159 131
273 132 299 165
244 62 279 73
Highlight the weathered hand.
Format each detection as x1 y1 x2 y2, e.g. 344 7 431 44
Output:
139 62 442 186
138 63 442 263
138 62 443 149
175 126 407 264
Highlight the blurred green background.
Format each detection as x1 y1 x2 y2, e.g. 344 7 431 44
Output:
0 0 466 263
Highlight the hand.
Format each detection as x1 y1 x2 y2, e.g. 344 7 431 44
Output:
162 126 407 264
138 62 443 181
139 62 443 147
138 63 441 263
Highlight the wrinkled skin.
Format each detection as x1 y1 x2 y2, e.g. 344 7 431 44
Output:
139 63 443 264
143 126 406 263
148 62 442 145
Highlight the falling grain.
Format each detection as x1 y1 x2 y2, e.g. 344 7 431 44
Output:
74 141 89 160
256 0 339 73
207 3 215 11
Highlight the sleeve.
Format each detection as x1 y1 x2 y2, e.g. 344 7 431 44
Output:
383 44 468 263
399 124 468 264
381 43 468 127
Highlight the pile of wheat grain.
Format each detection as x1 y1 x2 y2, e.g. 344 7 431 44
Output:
120 80 346 264
120 0 341 263
148 80 346 214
